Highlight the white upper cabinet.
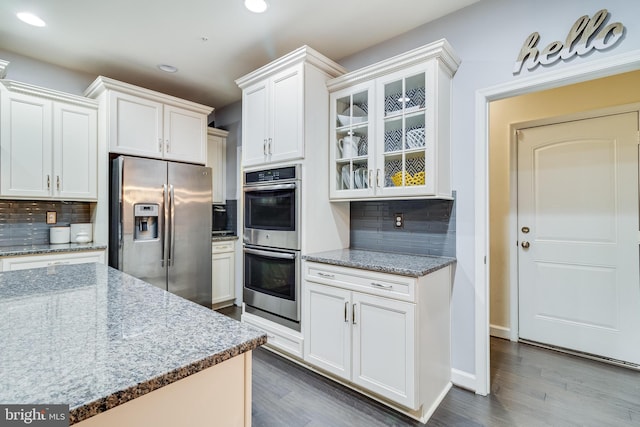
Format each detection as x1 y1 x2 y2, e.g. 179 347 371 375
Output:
328 39 460 200
85 76 212 165
236 46 346 169
207 127 228 204
0 81 98 200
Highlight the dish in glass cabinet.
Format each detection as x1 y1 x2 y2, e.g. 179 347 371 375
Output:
406 127 425 149
341 165 350 190
354 168 367 189
337 105 367 127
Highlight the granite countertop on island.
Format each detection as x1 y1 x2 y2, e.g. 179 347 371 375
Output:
0 242 107 257
0 263 266 424
303 248 455 277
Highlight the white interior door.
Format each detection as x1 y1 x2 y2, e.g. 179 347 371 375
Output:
517 111 640 365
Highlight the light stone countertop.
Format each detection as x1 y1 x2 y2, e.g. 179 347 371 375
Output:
0 243 107 257
0 263 266 424
303 248 456 277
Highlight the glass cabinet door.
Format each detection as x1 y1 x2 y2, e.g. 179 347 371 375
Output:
332 85 372 197
379 71 429 193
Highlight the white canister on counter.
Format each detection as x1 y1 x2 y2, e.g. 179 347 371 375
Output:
50 226 71 244
70 223 93 243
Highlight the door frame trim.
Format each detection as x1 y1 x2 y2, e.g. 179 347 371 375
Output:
509 105 640 343
474 48 640 396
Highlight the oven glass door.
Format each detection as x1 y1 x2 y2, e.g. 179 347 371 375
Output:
244 246 296 300
244 185 296 232
243 245 300 323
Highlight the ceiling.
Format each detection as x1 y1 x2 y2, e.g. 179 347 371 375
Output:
0 0 478 111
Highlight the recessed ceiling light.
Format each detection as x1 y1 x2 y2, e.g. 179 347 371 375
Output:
17 12 46 27
244 0 268 13
157 64 178 73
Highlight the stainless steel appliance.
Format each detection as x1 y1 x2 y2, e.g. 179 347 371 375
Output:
110 156 212 306
243 165 301 330
244 166 300 250
212 204 228 232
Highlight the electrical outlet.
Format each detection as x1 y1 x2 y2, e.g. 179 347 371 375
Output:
394 213 403 228
46 211 57 224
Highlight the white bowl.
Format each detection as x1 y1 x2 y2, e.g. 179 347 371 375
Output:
337 105 367 127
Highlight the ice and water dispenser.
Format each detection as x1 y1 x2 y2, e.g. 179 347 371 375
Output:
134 204 159 240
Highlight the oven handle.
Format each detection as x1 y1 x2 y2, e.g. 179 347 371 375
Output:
243 183 297 192
244 247 297 260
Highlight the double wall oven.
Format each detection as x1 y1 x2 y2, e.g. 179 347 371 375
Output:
243 165 301 331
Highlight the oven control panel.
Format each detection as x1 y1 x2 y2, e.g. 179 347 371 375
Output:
245 166 298 184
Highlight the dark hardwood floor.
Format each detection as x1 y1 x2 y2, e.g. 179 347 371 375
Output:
217 306 640 426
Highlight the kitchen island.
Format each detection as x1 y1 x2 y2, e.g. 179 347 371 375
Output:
0 263 266 426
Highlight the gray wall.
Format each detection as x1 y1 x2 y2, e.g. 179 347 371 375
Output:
216 0 640 376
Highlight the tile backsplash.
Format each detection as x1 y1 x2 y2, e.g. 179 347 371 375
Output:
350 194 455 257
0 200 92 247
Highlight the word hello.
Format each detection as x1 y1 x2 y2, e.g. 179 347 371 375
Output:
513 9 625 74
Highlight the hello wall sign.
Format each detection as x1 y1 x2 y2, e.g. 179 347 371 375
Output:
513 9 625 74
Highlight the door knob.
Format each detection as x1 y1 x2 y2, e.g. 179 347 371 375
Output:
521 241 530 249
521 226 530 233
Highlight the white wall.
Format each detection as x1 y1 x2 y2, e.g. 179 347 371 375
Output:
336 0 640 375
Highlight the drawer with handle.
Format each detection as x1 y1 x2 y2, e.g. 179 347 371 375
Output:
211 241 235 253
305 261 415 302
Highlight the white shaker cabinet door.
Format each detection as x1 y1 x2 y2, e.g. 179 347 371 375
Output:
0 91 53 198
242 81 269 167
207 129 228 204
211 242 235 307
108 91 163 158
53 102 97 200
269 65 303 164
163 105 207 164
304 282 352 381
352 292 416 409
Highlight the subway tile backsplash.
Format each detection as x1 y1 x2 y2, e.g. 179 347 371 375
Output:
0 200 92 247
350 193 456 257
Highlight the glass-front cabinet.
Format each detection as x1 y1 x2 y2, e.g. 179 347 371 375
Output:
377 66 430 197
330 81 375 198
328 39 459 200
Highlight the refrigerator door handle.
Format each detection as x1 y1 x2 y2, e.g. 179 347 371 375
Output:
162 184 168 267
168 184 176 267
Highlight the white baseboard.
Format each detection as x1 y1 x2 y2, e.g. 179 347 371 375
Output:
490 324 511 340
451 368 476 392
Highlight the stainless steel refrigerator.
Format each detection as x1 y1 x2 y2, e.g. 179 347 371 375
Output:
109 156 212 306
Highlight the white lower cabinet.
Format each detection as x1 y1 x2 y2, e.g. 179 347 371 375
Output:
211 241 235 308
304 261 451 423
305 279 416 408
1 250 106 271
